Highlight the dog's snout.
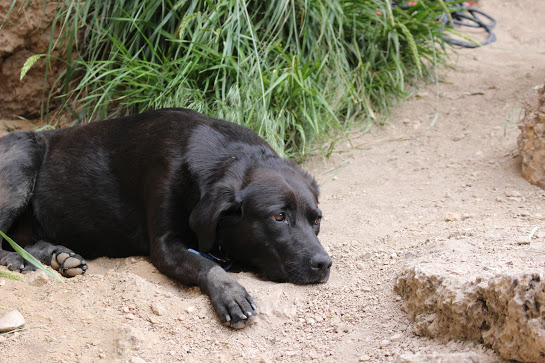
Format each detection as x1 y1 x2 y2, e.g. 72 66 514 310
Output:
310 253 332 273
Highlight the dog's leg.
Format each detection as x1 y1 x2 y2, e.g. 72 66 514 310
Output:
0 131 43 272
150 241 257 329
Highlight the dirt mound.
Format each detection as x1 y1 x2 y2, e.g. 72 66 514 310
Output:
0 1 64 119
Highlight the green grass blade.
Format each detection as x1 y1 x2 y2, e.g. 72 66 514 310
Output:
0 230 63 282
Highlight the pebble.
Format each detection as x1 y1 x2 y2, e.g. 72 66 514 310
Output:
121 306 130 313
26 271 49 287
444 212 461 222
186 306 196 313
126 313 136 320
505 190 522 198
0 310 25 332
390 333 403 341
359 355 371 361
380 339 391 347
516 237 531 245
0 279 5 286
131 357 147 363
151 302 165 316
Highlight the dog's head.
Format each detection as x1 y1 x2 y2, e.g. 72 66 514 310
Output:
189 165 331 284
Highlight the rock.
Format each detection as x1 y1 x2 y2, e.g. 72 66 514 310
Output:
395 267 545 362
395 352 496 362
26 271 49 287
390 333 403 341
0 310 25 332
359 355 371 361
186 306 196 314
0 1 65 118
444 212 461 222
518 83 545 189
505 190 522 198
125 313 136 320
151 302 165 316
131 357 147 363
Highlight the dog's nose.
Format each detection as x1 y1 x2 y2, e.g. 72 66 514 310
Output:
310 253 332 273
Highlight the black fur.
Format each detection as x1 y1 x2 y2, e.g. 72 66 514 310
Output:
0 108 331 329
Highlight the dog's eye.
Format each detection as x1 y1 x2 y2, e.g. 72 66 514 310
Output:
272 213 286 222
314 217 322 226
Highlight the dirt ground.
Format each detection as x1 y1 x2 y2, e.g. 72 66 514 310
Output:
1 1 545 362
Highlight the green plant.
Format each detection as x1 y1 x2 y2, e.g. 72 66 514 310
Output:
0 231 63 282
17 0 454 156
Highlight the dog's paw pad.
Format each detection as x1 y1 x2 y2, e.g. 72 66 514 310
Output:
51 251 87 278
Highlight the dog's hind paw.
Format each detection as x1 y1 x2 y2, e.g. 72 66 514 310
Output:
0 251 36 273
51 250 88 277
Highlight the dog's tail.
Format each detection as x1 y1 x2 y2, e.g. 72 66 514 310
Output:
0 131 44 244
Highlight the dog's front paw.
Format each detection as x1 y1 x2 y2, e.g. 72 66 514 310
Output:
51 250 88 277
205 266 257 329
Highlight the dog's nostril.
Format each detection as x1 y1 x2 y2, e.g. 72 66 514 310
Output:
310 254 332 272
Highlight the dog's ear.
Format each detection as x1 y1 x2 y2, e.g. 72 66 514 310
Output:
189 183 242 252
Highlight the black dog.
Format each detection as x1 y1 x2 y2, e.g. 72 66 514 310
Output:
0 108 331 328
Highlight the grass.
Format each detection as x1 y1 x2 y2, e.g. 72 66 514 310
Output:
12 0 456 157
0 231 63 282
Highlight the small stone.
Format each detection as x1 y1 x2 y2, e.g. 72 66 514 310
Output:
149 316 160 325
121 306 130 313
0 310 25 332
359 355 371 362
0 279 5 286
131 357 147 363
126 313 136 320
506 190 522 198
444 212 461 222
404 251 414 259
27 271 49 287
390 333 403 341
186 306 196 313
151 302 165 316
380 339 390 347
516 237 531 245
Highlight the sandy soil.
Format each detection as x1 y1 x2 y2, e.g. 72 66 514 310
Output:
1 1 545 362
